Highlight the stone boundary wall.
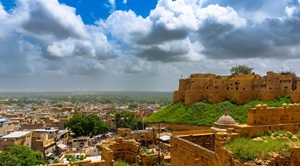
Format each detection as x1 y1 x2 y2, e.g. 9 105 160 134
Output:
290 147 300 166
233 124 300 138
170 135 214 166
147 123 211 131
248 103 300 126
172 129 213 136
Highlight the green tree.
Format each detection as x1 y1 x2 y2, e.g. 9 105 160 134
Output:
115 111 135 129
128 103 138 109
64 114 110 137
230 65 254 76
114 111 146 130
65 154 86 163
0 145 45 166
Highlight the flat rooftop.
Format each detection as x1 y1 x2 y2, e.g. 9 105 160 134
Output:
33 129 58 132
131 130 152 134
58 130 69 135
2 131 31 139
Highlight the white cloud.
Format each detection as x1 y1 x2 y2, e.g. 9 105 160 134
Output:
100 10 151 43
0 0 117 78
150 0 199 31
196 4 246 28
47 39 77 58
285 6 296 18
100 0 246 63
109 0 116 11
0 3 8 20
2 0 300 91
15 0 88 39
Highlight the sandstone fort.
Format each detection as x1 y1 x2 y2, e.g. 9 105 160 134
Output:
174 71 300 104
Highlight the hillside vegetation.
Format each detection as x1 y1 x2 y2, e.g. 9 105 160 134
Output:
146 97 291 126
226 130 300 163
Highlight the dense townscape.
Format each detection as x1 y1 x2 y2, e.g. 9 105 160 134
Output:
0 92 172 166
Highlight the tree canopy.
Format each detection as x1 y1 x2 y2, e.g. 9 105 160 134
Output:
230 65 254 76
0 145 44 166
64 113 110 137
114 111 146 130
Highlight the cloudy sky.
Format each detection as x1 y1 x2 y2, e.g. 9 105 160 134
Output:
1 0 300 92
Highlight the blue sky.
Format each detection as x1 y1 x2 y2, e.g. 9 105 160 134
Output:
57 0 157 24
1 0 158 23
1 0 300 91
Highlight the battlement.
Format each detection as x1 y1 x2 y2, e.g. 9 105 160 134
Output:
174 71 300 104
248 103 300 125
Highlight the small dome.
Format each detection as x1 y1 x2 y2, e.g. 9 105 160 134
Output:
215 114 237 125
213 112 237 130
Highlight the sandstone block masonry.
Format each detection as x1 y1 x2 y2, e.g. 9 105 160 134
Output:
170 103 300 166
173 71 300 104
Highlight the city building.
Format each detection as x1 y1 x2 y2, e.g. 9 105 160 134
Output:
0 131 32 150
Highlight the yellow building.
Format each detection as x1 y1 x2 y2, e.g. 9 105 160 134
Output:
31 129 58 158
0 131 32 150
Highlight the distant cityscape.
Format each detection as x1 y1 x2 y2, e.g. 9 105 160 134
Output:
0 91 172 165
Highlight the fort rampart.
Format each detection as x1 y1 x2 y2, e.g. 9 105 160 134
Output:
174 71 300 104
170 103 300 166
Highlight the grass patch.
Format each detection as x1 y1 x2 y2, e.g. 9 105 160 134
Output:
146 97 291 126
225 131 300 162
113 160 169 166
113 160 140 166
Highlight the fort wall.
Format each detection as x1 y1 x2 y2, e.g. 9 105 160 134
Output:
147 123 211 131
174 71 300 105
170 103 300 166
247 103 300 125
170 135 214 166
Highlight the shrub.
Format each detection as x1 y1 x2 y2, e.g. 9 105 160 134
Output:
225 131 293 162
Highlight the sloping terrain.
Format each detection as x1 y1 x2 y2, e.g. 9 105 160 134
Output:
146 97 291 126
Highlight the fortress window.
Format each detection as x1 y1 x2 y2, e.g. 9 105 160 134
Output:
280 80 282 83
270 88 272 90
236 87 238 91
289 80 291 83
227 87 229 90
206 87 208 89
243 88 245 90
